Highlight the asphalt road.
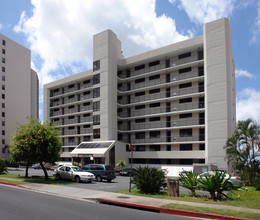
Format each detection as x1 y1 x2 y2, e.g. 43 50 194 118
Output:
0 185 196 220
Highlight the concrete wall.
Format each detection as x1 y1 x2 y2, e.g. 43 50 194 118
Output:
204 18 236 171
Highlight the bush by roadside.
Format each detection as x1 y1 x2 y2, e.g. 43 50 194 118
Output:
0 158 7 174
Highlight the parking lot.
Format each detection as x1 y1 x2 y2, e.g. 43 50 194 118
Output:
7 167 194 194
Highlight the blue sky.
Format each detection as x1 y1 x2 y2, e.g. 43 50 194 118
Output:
0 0 260 123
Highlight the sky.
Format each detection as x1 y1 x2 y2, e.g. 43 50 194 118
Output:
0 0 260 123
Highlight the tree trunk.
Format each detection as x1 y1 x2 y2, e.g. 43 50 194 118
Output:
40 162 49 180
25 162 29 178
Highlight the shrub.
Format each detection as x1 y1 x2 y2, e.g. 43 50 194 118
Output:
197 171 232 200
253 177 260 191
131 166 167 194
0 158 7 174
179 171 198 197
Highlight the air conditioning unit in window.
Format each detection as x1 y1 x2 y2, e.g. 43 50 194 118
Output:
173 137 177 141
172 122 177 126
172 78 176 81
172 107 177 111
172 63 176 66
172 92 177 96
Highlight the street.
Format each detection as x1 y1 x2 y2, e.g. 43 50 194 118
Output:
0 185 196 220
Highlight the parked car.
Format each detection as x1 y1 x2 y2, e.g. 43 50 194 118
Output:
53 165 95 183
198 171 243 188
119 168 136 176
81 164 116 182
32 163 52 170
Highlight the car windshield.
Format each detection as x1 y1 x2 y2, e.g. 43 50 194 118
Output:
71 167 83 172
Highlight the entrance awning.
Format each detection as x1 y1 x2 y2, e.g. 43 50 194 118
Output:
70 141 115 157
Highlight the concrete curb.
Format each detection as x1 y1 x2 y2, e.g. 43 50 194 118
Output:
0 181 21 187
98 198 251 220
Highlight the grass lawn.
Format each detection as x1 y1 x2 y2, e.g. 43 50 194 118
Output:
0 173 74 185
116 187 260 219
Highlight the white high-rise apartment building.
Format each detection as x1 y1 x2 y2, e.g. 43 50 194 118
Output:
44 18 236 171
0 33 39 159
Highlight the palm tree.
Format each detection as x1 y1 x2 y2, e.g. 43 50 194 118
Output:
224 118 260 185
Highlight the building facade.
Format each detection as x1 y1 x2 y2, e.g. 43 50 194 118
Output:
44 18 236 171
0 33 39 159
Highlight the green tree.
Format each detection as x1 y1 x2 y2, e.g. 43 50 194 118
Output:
224 118 260 186
116 159 126 170
0 158 7 174
9 117 62 180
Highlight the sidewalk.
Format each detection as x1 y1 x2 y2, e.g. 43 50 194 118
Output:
0 179 259 219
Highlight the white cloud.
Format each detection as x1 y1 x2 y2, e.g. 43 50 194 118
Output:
251 1 260 44
169 0 236 24
0 23 2 30
235 69 255 79
237 88 260 123
14 0 191 87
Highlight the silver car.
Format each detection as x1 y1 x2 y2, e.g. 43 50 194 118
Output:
199 171 243 188
54 166 95 183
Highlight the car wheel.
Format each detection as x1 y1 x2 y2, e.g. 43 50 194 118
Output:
107 179 112 183
56 174 61 181
96 176 102 182
75 176 81 183
87 181 92 183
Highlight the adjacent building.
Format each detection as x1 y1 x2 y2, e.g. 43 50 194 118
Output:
0 33 39 159
44 18 236 171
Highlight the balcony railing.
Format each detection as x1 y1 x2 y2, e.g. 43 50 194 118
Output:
118 55 202 79
118 102 204 118
118 118 204 131
118 86 204 105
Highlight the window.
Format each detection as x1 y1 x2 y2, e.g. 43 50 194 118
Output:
149 60 160 67
149 102 160 108
149 74 160 80
2 112 5 117
53 108 59 112
93 101 100 111
2 76 5 81
93 87 100 98
2 139 5 144
135 78 145 84
83 124 90 128
68 95 74 99
93 74 100 85
179 98 192 104
83 136 91 141
68 84 74 89
2 49 5 54
149 117 160 122
135 132 145 139
2 130 5 135
68 137 75 143
179 113 192 118
93 60 100 71
135 91 145 96
83 91 90 95
2 67 5 72
83 102 90 106
83 113 90 117
180 144 192 151
68 116 75 119
150 131 160 138
135 118 145 123
68 126 74 130
135 105 145 110
149 88 160 94
135 64 145 71
2 85 5 90
68 105 74 109
2 103 5 108
180 129 192 137
2 58 5 63
149 145 160 151
2 40 5 46
179 67 192 74
136 145 146 151
2 94 5 99
83 79 90 84
199 144 205 150
93 129 100 139
178 52 191 59
180 159 192 165
93 115 100 125
179 82 192 89
2 121 5 126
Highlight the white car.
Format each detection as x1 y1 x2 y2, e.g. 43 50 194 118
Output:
198 171 243 188
54 166 95 183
